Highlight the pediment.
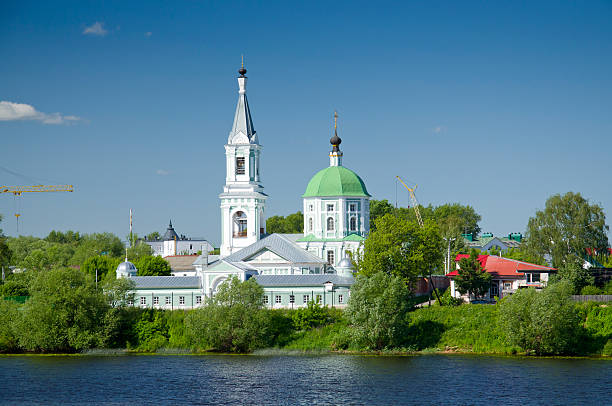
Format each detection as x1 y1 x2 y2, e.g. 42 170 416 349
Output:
230 131 250 144
244 248 289 264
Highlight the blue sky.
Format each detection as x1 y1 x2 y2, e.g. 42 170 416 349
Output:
1 1 611 245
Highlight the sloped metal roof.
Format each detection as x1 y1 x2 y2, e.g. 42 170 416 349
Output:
131 276 200 289
253 274 354 287
224 233 326 265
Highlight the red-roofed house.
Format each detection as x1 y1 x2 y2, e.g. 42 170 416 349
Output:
447 254 556 302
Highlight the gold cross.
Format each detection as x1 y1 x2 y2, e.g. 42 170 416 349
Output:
241 54 244 68
334 111 338 129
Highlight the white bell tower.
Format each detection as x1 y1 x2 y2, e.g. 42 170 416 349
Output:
219 62 267 257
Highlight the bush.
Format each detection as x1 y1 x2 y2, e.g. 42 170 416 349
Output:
345 273 413 350
292 301 330 330
0 300 20 353
0 279 29 297
185 277 270 353
436 288 463 306
580 285 602 295
499 281 584 355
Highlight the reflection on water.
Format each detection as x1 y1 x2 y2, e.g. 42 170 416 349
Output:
0 354 610 405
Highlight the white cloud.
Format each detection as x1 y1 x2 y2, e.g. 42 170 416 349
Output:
432 126 446 134
156 169 169 176
0 101 81 125
83 22 108 36
145 31 152 37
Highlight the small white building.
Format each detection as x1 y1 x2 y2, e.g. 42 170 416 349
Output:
145 220 213 257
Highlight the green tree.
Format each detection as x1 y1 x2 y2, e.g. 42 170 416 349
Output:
0 214 10 269
356 214 444 286
127 241 153 262
81 255 122 282
45 230 82 244
70 232 124 266
185 277 269 352
102 277 135 308
369 199 395 231
266 212 304 234
525 192 609 268
501 247 547 266
454 250 492 299
433 203 482 237
145 231 161 241
499 281 583 355
552 257 594 294
136 256 171 276
14 267 113 352
0 279 29 297
0 300 20 353
345 273 413 350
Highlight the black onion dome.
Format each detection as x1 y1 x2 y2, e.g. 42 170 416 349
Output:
238 66 247 76
330 130 342 152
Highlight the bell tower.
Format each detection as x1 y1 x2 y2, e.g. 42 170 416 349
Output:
219 62 267 257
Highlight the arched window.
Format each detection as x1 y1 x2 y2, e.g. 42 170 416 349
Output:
233 211 247 238
350 216 357 232
308 217 313 232
326 217 334 231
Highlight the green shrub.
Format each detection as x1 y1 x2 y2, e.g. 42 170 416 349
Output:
345 273 413 350
0 300 20 353
499 281 584 355
436 288 463 306
185 277 270 353
580 285 602 295
603 340 612 356
602 280 612 295
292 301 330 330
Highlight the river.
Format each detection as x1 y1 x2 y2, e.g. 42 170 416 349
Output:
0 354 610 405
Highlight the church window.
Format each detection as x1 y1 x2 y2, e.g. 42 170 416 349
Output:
127 299 134 306
349 203 357 212
309 204 313 212
179 296 185 305
165 297 171 305
327 250 335 265
196 296 202 305
308 217 313 232
233 211 248 238
275 295 282 304
289 295 295 304
153 296 159 305
327 217 334 231
350 216 357 232
303 294 309 304
316 294 322 304
140 297 146 305
236 157 245 175
263 296 269 304
338 294 344 304
327 204 334 212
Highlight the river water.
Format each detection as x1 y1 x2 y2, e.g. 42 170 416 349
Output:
0 354 610 405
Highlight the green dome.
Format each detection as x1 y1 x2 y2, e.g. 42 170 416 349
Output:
303 166 370 197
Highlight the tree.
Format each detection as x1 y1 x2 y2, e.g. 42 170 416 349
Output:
0 214 10 269
356 214 444 287
433 203 481 237
525 192 609 268
552 257 594 294
81 255 122 281
145 231 161 241
14 267 113 352
499 247 547 266
45 230 82 244
102 277 135 308
454 250 492 299
0 279 29 297
266 212 304 234
345 273 413 350
70 232 124 266
369 199 395 231
136 256 171 276
127 241 152 262
499 281 583 355
185 277 269 352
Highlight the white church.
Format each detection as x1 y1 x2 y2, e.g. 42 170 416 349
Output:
119 64 371 309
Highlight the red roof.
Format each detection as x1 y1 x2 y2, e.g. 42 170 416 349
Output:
447 254 556 279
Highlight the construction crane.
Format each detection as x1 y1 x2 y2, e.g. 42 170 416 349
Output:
396 176 423 228
0 185 74 233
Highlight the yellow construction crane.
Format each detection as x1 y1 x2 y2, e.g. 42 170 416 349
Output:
0 185 74 233
396 176 423 228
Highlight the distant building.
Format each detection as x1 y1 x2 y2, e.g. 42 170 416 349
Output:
462 232 523 252
144 221 213 257
447 254 556 303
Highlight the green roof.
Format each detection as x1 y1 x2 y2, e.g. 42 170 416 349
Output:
303 166 370 198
